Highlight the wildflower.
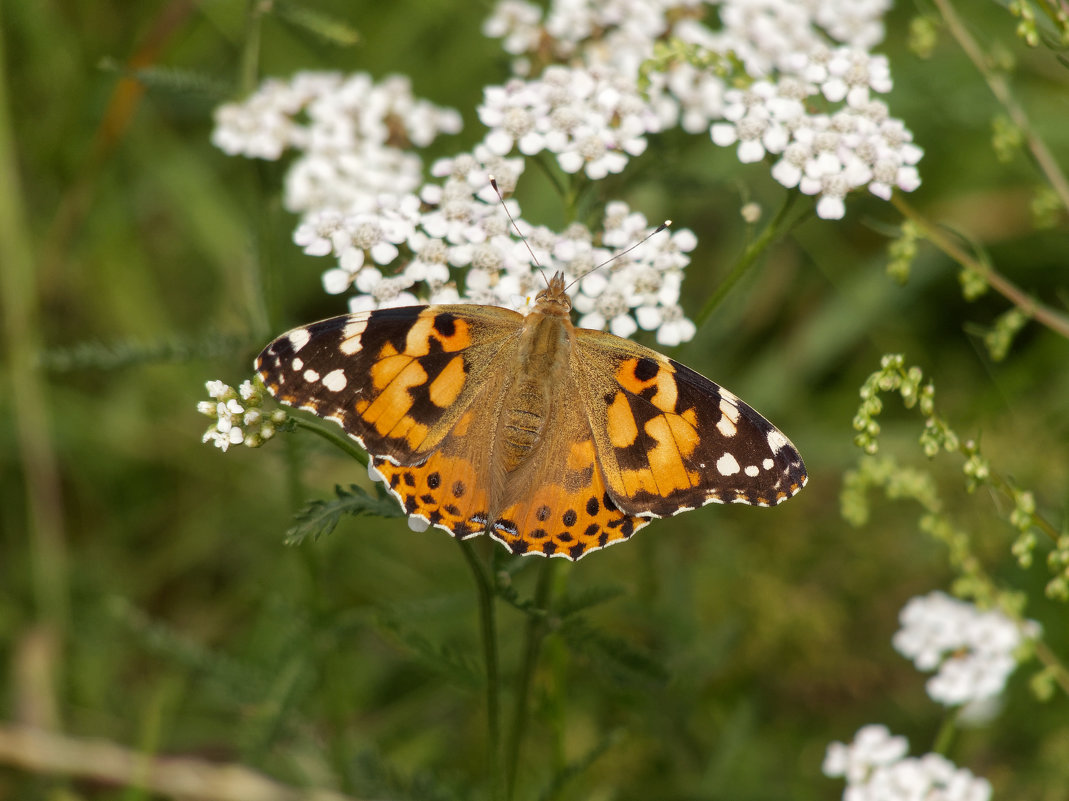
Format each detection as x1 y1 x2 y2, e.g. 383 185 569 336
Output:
477 65 661 179
824 725 992 801
892 590 1039 707
199 380 287 452
211 71 461 218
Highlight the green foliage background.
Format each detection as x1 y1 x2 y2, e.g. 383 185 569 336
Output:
2 1 1068 799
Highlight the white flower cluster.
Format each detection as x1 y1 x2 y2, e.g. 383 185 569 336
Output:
290 146 699 344
211 72 462 217
482 0 921 218
478 65 661 179
824 725 992 801
892 591 1039 707
211 70 696 341
198 380 286 452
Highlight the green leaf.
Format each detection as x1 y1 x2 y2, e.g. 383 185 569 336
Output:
285 483 401 545
274 1 360 47
556 584 625 618
38 332 250 371
98 57 232 98
559 617 669 686
375 610 481 689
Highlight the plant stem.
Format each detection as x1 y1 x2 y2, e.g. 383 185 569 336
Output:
891 195 1069 340
239 0 265 96
459 540 504 801
505 559 556 800
0 7 69 723
933 0 1069 214
694 189 806 328
931 711 958 755
1033 640 1069 698
292 417 369 465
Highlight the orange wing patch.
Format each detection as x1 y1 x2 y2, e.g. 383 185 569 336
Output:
372 450 493 540
490 435 649 560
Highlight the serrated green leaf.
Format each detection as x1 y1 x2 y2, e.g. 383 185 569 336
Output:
556 584 625 618
38 332 250 371
98 57 231 98
285 483 401 545
537 732 619 801
274 1 360 46
558 618 669 686
375 611 481 688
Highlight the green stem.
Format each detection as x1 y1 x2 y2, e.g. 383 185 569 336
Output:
291 417 369 465
931 711 958 755
933 0 1069 214
459 540 504 801
239 0 264 96
694 190 806 328
891 195 1069 341
0 4 69 715
505 558 556 800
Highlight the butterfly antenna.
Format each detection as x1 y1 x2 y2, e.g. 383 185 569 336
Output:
564 219 672 292
490 175 550 287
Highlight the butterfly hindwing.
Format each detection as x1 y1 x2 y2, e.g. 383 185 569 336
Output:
367 359 649 560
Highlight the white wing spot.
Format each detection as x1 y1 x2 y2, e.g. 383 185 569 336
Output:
407 515 430 533
763 458 774 470
719 397 741 423
716 452 741 476
288 329 311 352
322 368 348 392
340 318 369 355
767 430 788 454
716 415 737 438
291 357 304 371
744 465 760 477
303 369 320 382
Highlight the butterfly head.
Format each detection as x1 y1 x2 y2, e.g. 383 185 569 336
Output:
533 271 572 318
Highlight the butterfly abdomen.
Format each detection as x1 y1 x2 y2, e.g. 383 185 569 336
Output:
496 310 574 473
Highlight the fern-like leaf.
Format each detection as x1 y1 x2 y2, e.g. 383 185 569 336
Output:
285 483 401 545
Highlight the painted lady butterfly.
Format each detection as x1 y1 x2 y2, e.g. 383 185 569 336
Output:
256 271 806 560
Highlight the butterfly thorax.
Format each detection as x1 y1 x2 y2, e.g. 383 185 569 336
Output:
497 275 575 474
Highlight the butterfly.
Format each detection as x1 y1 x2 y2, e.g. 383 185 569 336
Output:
256 271 806 560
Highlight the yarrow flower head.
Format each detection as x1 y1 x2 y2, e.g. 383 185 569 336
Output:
211 71 462 219
892 591 1040 708
482 0 922 219
198 380 287 452
824 724 992 801
477 65 661 179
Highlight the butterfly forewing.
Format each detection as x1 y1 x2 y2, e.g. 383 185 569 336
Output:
256 305 522 464
572 330 806 518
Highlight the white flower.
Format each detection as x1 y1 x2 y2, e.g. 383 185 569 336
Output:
199 379 286 451
823 725 908 784
824 725 992 801
482 0 543 55
212 71 461 219
892 591 1039 708
477 66 661 180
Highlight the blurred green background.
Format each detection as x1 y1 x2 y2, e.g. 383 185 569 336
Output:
2 1 1068 799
